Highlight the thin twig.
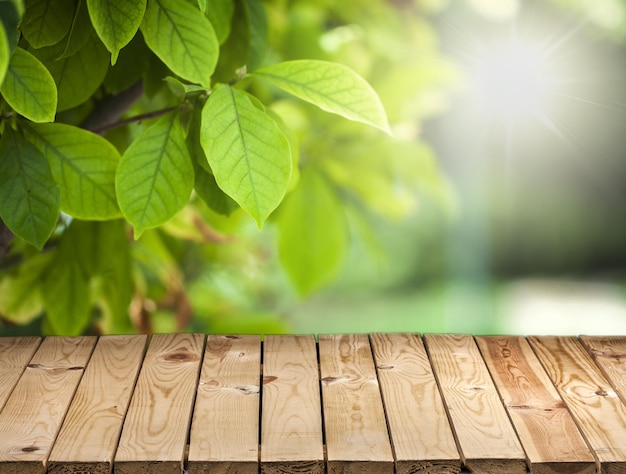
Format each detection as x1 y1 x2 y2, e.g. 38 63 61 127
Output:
90 106 177 134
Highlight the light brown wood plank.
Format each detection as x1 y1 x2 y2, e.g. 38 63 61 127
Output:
0 337 40 412
424 334 526 474
476 336 596 474
47 335 147 474
370 333 461 474
114 333 204 474
261 335 324 474
530 336 626 474
188 335 260 474
319 334 394 474
580 336 626 405
0 336 97 474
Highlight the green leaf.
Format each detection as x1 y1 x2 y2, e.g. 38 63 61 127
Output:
58 0 93 59
31 34 109 111
194 159 238 216
0 252 52 324
104 34 148 93
203 0 233 44
212 0 248 83
276 168 347 295
0 47 57 122
0 0 22 54
116 111 194 236
242 0 267 71
42 221 92 335
87 0 147 64
0 21 8 84
201 84 291 227
140 0 218 88
254 60 391 133
0 128 59 250
20 0 75 48
25 123 122 220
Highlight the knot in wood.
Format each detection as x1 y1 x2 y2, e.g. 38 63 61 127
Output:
158 350 199 363
21 446 40 453
377 365 395 370
263 375 278 384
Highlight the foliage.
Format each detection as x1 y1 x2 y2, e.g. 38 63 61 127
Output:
0 0 455 335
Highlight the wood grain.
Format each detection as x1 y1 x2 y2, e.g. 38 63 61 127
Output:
114 333 204 474
0 337 40 412
476 336 596 474
370 333 461 474
0 336 96 474
530 336 626 474
424 334 526 474
580 336 626 405
47 335 147 474
261 335 324 474
319 334 394 474
188 335 261 474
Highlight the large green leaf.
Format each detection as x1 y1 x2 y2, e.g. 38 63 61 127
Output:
25 123 121 220
42 220 92 335
0 47 57 122
200 84 291 227
0 22 8 85
87 0 146 64
58 0 94 58
242 0 267 71
0 127 59 250
31 34 109 111
20 0 74 48
211 0 249 83
202 0 233 44
116 111 194 236
253 60 391 133
276 168 347 295
141 0 218 88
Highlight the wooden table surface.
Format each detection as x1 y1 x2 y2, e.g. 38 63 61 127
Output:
0 333 625 473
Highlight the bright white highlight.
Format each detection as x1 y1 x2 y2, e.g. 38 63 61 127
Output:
472 40 554 120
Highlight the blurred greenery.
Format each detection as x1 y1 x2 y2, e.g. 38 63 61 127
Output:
2 0 626 336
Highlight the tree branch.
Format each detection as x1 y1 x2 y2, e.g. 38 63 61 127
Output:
89 106 177 135
81 80 144 134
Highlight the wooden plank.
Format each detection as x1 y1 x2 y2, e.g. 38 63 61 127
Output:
0 337 40 412
580 336 626 405
114 333 204 474
188 335 261 474
370 333 461 474
476 336 596 474
47 335 148 474
424 334 526 474
530 336 626 473
261 335 324 474
0 336 97 474
319 334 394 474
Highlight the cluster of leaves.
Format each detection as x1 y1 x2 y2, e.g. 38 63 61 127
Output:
0 0 455 335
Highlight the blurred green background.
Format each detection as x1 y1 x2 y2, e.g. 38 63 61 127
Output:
2 0 626 336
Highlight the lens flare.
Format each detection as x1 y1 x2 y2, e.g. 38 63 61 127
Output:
471 40 554 120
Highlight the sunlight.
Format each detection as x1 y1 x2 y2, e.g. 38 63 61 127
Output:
471 40 554 120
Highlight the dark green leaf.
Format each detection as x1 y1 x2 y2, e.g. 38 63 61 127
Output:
200 84 291 227
104 34 148 93
58 0 93 59
31 33 109 111
194 160 238 216
0 47 57 122
0 0 23 54
25 123 121 220
87 0 146 64
253 60 391 133
0 127 59 250
141 0 218 88
276 168 347 295
21 0 75 48
116 111 194 236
